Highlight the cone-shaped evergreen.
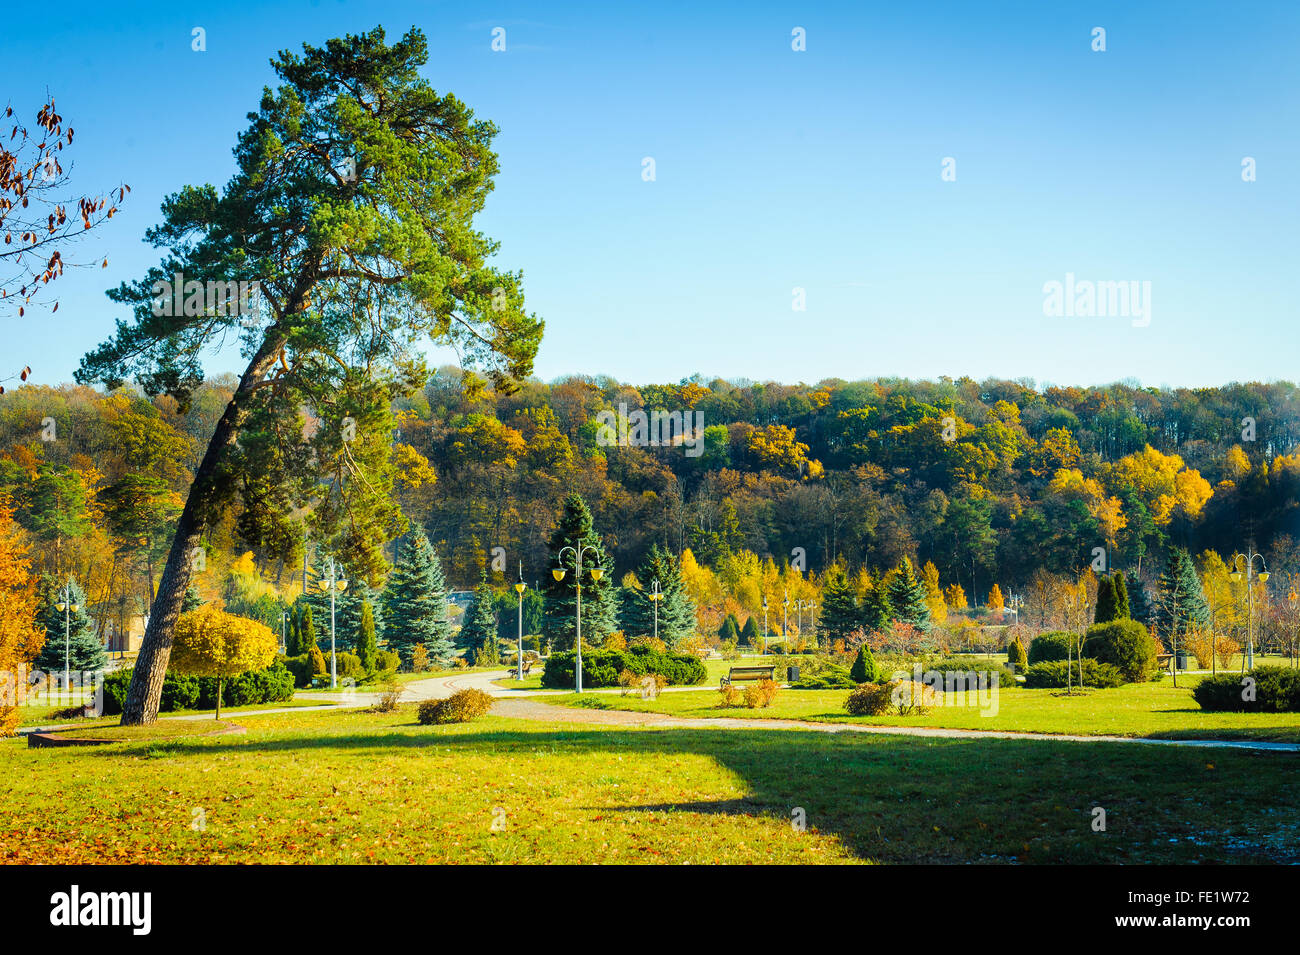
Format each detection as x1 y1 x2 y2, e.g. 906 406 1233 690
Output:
356 600 377 673
718 614 740 643
1127 575 1154 627
739 616 760 647
849 644 881 683
1113 571 1132 619
819 567 860 643
861 577 893 633
887 558 931 632
383 526 454 667
459 572 499 663
1156 547 1210 636
1093 576 1118 623
620 544 695 647
182 586 203 612
35 576 106 674
542 494 617 650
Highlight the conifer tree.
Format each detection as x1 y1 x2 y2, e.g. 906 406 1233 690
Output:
1113 571 1132 619
862 578 893 633
459 572 499 664
849 644 881 683
739 616 760 648
819 567 860 644
887 558 931 632
717 614 740 644
1156 547 1210 638
356 600 377 673
1094 575 1118 623
382 526 454 667
542 494 617 650
35 576 106 674
620 544 695 647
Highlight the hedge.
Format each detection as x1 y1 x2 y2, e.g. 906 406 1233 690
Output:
1193 666 1300 712
1024 658 1125 689
102 662 295 715
541 645 707 688
1027 632 1075 664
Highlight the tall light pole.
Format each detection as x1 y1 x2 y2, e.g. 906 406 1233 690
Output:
648 579 663 642
317 556 348 689
514 561 528 681
762 595 769 655
1229 549 1269 670
553 541 604 694
53 580 78 690
782 589 790 644
280 610 288 654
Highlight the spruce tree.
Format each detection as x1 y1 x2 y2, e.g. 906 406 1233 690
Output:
1093 576 1118 623
1127 575 1154 627
739 616 760 648
861 579 893 633
717 614 740 644
1156 547 1210 637
182 586 203 612
542 494 617 650
300 604 319 653
819 568 860 643
356 600 377 673
620 544 696 647
35 576 106 674
459 573 499 664
382 526 454 667
887 558 931 632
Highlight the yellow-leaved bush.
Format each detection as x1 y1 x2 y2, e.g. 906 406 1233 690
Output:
170 604 277 718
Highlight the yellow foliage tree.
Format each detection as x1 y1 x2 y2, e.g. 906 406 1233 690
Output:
987 583 1005 616
169 604 277 719
944 582 968 610
1107 445 1212 525
0 507 44 736
921 560 948 625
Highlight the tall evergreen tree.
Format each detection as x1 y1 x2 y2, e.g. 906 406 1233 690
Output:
819 567 860 643
459 573 499 663
542 494 617 650
620 544 695 647
1127 575 1154 627
861 578 893 633
382 526 454 667
1156 547 1210 638
717 614 740 644
1093 576 1118 623
887 558 931 632
35 576 106 674
355 600 377 673
1112 571 1132 620
739 616 760 648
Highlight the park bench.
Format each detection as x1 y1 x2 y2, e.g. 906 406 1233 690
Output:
1156 653 1173 672
720 664 776 687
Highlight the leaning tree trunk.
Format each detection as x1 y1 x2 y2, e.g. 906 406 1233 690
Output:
119 330 289 725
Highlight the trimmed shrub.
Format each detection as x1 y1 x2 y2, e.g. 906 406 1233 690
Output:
849 645 881 683
1027 632 1075 664
1024 658 1125 689
845 682 894 716
1082 619 1159 683
375 649 401 673
1007 638 1028 669
417 688 493 724
101 664 292 714
541 645 706 689
1193 666 1300 712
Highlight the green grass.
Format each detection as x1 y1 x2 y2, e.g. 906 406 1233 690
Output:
36 720 233 742
538 676 1300 743
17 696 329 728
2 705 1296 864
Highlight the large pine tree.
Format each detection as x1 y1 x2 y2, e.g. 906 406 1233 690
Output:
620 544 695 647
542 494 617 650
887 558 931 632
739 616 760 648
459 573 499 663
861 576 893 633
382 526 454 667
1156 547 1210 637
819 567 860 643
35 576 106 674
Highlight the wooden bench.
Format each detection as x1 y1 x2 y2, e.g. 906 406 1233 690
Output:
720 665 777 687
1156 653 1174 672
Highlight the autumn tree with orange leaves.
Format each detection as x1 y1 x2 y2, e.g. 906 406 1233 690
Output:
0 506 44 736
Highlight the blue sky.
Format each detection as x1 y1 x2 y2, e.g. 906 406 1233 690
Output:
5 0 1298 390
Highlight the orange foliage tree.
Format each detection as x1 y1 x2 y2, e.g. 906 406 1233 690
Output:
0 506 44 735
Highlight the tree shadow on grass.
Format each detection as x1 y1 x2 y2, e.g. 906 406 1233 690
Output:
88 721 1300 863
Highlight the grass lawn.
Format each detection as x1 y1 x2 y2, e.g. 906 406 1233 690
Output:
17 696 329 728
536 676 1300 743
35 721 235 742
2 705 1295 864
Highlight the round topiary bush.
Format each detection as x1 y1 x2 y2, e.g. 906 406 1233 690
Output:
1082 619 1159 683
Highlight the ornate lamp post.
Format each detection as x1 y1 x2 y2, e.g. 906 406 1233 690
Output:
761 595 769 655
648 579 664 642
53 580 79 690
552 541 604 693
1229 549 1269 670
317 557 348 688
782 589 790 644
514 562 528 681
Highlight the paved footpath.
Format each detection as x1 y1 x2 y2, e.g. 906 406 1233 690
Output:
22 669 1300 752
